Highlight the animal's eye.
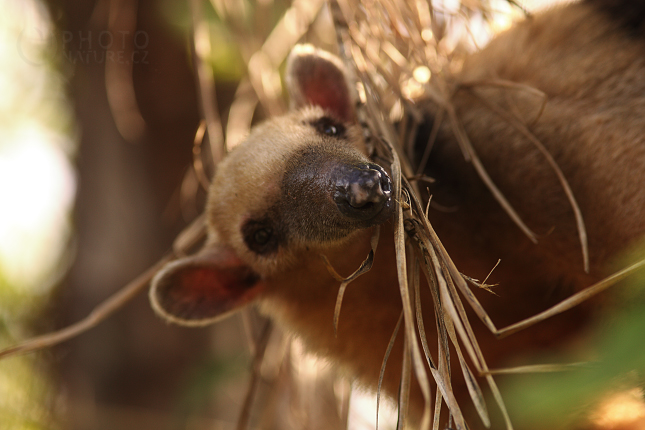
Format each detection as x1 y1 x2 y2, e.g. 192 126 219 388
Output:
310 117 345 138
242 219 280 255
253 227 272 245
323 124 337 136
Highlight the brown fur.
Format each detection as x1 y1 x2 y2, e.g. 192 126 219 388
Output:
151 3 645 429
422 2 645 426
428 0 645 314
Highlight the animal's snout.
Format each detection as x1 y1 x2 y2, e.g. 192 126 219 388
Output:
333 163 393 222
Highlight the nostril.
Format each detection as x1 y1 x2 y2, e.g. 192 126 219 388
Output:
347 169 388 208
377 167 392 194
333 163 393 221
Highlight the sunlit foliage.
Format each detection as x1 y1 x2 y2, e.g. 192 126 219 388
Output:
0 0 76 428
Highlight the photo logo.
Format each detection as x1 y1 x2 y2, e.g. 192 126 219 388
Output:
18 29 150 66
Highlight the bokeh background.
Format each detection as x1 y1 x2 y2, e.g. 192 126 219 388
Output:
0 0 241 427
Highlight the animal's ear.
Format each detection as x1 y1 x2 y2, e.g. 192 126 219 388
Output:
286 44 355 122
149 246 264 326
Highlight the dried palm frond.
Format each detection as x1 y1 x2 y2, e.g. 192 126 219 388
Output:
327 1 523 427
326 0 642 428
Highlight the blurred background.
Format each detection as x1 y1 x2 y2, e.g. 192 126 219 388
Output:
1 0 643 429
0 0 242 427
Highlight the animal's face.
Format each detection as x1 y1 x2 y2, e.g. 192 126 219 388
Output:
149 45 394 326
207 105 392 274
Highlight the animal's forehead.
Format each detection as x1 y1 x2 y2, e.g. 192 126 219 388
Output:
206 109 326 220
207 104 367 222
220 107 341 176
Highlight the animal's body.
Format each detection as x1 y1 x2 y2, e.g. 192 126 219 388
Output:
150 1 645 428
428 0 645 310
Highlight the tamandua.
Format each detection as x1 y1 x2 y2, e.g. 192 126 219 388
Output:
150 0 645 428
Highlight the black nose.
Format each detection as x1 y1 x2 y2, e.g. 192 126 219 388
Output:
333 163 393 221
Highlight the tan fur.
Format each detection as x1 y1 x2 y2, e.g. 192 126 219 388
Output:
206 105 367 275
151 3 645 428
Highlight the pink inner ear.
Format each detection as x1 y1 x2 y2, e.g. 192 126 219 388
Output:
154 253 264 323
301 77 352 122
179 267 233 301
289 50 354 122
177 265 257 303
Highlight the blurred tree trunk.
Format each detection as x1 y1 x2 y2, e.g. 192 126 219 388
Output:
42 0 246 428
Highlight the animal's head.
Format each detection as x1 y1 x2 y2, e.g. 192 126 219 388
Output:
149 45 394 326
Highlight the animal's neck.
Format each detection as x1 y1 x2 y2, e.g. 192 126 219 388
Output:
259 224 409 401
